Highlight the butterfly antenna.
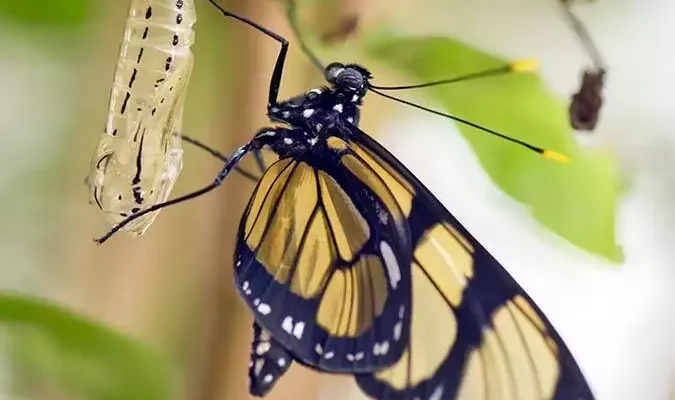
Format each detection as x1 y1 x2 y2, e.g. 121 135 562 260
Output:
371 59 539 91
560 0 606 71
369 87 569 163
284 0 325 72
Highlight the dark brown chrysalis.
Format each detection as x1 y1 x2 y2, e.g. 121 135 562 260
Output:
560 0 607 132
569 68 605 130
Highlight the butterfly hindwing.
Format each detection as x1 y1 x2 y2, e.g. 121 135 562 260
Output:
337 125 594 399
249 321 294 397
234 138 413 373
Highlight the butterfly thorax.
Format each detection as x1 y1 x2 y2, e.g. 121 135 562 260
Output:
264 63 371 157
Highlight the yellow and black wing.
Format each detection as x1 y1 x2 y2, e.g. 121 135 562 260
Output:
234 144 415 373
343 125 594 399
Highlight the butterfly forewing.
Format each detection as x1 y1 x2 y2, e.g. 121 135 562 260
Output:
234 140 413 373
342 126 594 399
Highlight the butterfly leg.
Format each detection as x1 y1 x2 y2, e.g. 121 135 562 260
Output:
249 321 294 397
205 0 289 108
179 133 262 181
204 2 290 176
94 127 298 244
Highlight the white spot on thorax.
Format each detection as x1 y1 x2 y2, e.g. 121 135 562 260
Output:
333 104 344 113
259 131 276 137
307 88 322 95
351 94 359 103
315 343 323 355
282 111 290 118
347 117 354 124
302 109 315 118
380 241 401 289
324 351 334 359
253 298 260 306
308 137 318 146
284 138 293 145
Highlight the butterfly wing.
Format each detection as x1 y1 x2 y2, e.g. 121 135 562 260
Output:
339 124 594 399
249 321 294 397
234 145 413 373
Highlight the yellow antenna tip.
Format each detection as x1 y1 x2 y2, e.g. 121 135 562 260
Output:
543 150 570 163
511 59 539 73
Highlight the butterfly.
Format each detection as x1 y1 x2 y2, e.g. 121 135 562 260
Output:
95 1 594 399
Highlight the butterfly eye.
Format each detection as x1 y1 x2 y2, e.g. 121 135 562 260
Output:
324 62 346 85
337 68 365 92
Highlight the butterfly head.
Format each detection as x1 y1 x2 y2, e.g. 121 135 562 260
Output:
325 62 372 100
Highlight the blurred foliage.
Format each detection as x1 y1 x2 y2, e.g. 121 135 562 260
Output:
362 34 622 261
288 0 622 261
0 0 94 29
2 293 176 400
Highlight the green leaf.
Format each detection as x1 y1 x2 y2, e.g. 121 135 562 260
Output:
0 0 93 29
363 34 622 262
0 292 177 400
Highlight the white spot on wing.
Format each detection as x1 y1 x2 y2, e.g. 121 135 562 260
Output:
292 321 305 339
333 104 343 113
373 341 390 356
302 109 315 118
278 358 286 367
380 241 401 289
282 316 293 334
284 138 293 145
315 343 323 355
263 374 274 384
429 385 444 400
254 359 264 376
393 321 402 341
257 303 271 315
324 351 334 359
256 342 271 355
